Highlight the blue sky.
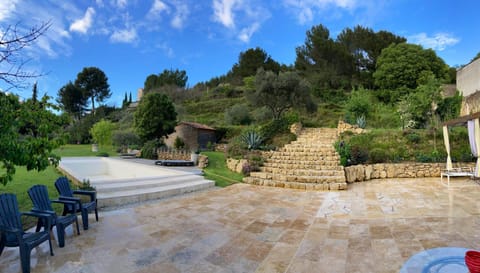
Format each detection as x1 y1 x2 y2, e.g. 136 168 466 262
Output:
1 0 478 107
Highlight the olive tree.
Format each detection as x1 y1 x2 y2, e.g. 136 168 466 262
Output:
248 69 315 120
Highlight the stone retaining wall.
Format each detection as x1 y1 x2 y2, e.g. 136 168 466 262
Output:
344 162 475 183
227 158 248 173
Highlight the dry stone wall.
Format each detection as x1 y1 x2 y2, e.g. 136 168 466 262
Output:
344 162 475 183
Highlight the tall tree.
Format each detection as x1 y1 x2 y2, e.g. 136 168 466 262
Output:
0 92 64 185
373 43 449 90
57 81 87 119
32 81 38 102
230 47 281 79
295 24 354 91
144 69 188 93
134 92 177 141
337 26 406 88
75 67 111 114
247 69 315 120
0 21 51 89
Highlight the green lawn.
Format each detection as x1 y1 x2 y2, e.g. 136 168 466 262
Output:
0 165 63 227
54 144 117 157
202 151 244 187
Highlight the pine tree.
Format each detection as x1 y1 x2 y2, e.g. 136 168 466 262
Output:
122 92 128 108
32 81 38 103
129 92 132 103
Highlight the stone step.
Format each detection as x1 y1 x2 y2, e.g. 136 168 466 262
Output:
93 174 205 193
268 155 340 161
243 177 347 190
265 159 340 166
285 143 336 149
249 173 346 183
261 165 344 171
258 167 344 176
276 148 337 154
97 179 215 208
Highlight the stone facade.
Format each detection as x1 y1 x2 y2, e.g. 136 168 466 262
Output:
457 58 480 115
164 121 216 151
344 162 476 183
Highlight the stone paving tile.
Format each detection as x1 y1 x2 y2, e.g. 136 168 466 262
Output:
1 177 480 273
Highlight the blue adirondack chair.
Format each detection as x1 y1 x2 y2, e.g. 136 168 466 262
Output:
0 193 54 273
54 177 98 230
28 185 80 248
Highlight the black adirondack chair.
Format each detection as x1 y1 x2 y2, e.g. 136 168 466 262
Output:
28 185 80 247
54 177 98 230
0 193 54 273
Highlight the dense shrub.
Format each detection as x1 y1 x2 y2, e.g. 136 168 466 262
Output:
405 131 421 144
369 148 388 163
141 139 163 159
112 130 141 152
350 146 369 165
224 104 252 125
260 118 290 142
345 88 372 123
174 136 185 149
334 141 350 166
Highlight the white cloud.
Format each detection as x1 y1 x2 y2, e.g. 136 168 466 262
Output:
114 0 128 9
238 22 259 43
156 42 175 58
0 0 20 21
95 0 105 7
283 0 358 24
171 1 189 29
110 27 138 43
409 32 460 51
211 0 269 43
149 0 170 16
69 7 95 34
212 0 240 28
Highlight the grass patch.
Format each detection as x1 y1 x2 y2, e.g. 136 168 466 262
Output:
201 151 243 187
54 144 117 157
0 165 63 228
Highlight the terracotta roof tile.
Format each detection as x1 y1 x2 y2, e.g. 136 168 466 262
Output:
180 121 215 130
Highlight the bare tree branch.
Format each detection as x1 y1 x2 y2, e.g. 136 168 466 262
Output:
0 20 51 90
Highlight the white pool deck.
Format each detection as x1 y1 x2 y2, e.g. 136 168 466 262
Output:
58 157 215 208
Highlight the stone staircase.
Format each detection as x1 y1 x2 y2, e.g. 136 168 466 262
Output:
243 128 347 190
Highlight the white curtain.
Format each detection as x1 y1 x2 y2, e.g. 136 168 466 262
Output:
468 120 477 157
475 119 480 177
443 125 452 170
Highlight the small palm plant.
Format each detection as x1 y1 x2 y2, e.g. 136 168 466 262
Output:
240 130 263 150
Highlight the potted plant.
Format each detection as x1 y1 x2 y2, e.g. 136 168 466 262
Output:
190 149 200 165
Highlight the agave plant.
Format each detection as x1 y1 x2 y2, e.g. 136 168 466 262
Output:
356 115 366 129
240 130 263 150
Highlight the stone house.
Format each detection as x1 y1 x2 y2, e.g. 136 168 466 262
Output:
164 121 216 151
457 58 480 115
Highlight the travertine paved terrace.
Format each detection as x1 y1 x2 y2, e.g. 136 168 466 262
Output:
2 177 480 273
